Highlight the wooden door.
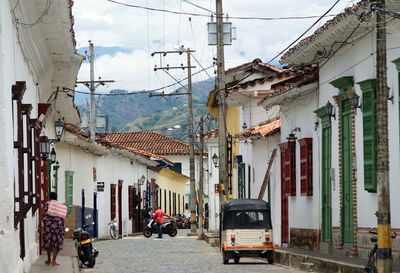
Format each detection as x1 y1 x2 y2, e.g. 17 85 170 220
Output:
279 144 289 243
321 125 332 242
118 180 123 236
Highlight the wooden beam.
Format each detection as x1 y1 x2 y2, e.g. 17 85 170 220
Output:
258 149 277 200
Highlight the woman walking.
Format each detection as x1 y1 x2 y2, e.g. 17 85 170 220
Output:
42 192 65 266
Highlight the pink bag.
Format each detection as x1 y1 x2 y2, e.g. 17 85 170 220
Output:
47 200 67 219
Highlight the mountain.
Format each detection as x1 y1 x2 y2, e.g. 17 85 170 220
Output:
76 79 215 133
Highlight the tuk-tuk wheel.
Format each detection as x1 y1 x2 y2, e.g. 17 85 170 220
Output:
234 256 240 264
268 258 274 264
222 251 229 264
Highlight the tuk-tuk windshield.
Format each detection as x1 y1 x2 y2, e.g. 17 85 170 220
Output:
223 210 272 229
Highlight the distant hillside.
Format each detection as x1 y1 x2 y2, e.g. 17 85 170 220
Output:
76 79 215 133
119 96 211 142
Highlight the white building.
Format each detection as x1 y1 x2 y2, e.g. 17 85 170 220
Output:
276 0 400 263
0 0 83 272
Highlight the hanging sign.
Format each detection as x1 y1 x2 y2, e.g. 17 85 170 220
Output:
97 182 105 192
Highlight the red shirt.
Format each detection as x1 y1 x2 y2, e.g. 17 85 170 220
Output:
154 209 166 224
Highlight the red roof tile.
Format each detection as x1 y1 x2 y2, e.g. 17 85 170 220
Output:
64 124 171 163
235 119 280 139
101 131 202 156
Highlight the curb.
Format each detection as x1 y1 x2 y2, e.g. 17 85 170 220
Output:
275 249 365 273
72 256 79 273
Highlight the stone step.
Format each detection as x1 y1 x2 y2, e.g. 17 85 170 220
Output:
300 262 315 272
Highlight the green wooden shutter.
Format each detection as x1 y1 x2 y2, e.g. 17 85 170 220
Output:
65 171 74 216
357 79 377 192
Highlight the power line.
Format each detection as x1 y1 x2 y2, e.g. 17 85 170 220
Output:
267 0 341 64
71 65 213 96
105 0 338 21
18 0 52 28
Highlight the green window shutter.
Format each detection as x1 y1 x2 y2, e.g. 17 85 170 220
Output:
65 171 74 216
170 162 182 174
357 79 377 192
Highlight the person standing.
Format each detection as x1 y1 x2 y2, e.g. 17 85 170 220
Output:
153 206 171 238
42 192 65 266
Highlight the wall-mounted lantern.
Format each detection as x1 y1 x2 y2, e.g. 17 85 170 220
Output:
212 153 219 168
140 175 146 186
325 101 336 121
350 92 362 114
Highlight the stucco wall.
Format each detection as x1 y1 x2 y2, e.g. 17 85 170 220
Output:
56 140 152 238
319 19 400 230
157 169 187 216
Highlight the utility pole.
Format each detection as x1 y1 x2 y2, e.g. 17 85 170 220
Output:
151 48 198 236
199 116 204 239
216 0 228 205
90 41 95 140
374 1 392 272
187 48 198 236
76 41 114 140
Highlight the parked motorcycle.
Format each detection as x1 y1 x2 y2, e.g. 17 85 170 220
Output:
176 214 190 229
143 217 177 238
69 216 99 268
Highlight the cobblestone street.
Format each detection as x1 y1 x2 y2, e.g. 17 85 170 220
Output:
81 230 303 273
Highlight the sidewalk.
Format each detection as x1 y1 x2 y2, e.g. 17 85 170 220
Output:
203 232 400 272
30 239 78 273
275 247 400 273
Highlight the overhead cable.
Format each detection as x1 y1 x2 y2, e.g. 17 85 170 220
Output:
267 0 341 64
105 0 337 21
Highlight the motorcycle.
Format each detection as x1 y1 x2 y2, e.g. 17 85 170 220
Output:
143 216 177 238
69 216 99 268
176 214 190 229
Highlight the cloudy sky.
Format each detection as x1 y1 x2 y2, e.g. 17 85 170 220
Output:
72 0 356 93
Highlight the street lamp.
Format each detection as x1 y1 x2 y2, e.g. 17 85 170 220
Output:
39 138 50 159
325 101 336 121
212 153 219 168
39 119 65 161
350 92 362 114
50 148 57 163
54 119 65 140
140 175 146 185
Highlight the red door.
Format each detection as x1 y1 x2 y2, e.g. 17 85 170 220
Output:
118 180 123 236
279 143 289 243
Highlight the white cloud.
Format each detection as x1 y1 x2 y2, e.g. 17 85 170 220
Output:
73 0 354 92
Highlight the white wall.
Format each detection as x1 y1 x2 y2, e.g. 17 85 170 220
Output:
318 19 400 229
56 139 153 238
205 138 220 232
0 0 51 271
279 90 320 232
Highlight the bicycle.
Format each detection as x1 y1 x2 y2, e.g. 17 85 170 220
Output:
108 220 119 240
364 228 396 273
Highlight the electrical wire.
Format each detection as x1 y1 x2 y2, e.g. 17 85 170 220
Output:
73 65 213 96
18 0 51 28
105 0 338 21
182 0 215 14
267 0 341 64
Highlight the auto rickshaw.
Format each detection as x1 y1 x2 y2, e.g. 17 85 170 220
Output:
220 199 275 264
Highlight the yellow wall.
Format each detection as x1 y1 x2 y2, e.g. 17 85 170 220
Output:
157 169 188 216
226 106 240 198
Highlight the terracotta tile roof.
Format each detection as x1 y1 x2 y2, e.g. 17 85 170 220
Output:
100 131 202 155
64 124 171 163
226 58 283 73
280 0 371 64
257 64 319 105
203 128 218 139
235 118 280 139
